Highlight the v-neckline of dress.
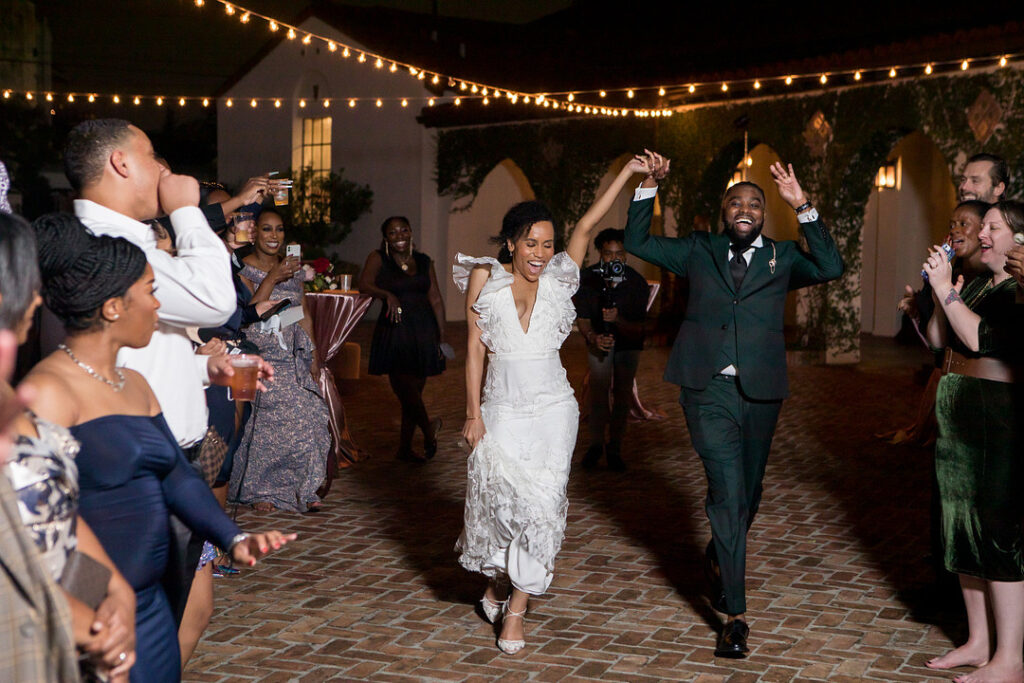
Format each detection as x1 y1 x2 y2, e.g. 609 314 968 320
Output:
511 282 540 336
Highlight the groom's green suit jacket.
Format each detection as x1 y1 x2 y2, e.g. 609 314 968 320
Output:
624 196 844 400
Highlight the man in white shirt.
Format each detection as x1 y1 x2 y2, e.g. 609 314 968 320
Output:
64 119 236 450
64 119 242 627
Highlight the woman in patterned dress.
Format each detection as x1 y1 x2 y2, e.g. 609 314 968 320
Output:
229 208 331 513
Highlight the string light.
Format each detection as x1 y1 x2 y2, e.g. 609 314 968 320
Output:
179 97 186 106
376 98 382 107
66 94 74 102
249 98 257 107
323 99 330 108
157 96 164 106
226 98 233 107
401 98 408 107
348 98 356 108
274 98 281 108
45 92 53 102
202 97 209 106
197 0 1021 118
299 99 306 108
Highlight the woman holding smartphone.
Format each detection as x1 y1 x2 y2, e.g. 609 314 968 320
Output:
230 208 331 513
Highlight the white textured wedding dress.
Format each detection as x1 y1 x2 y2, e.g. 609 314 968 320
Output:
452 252 580 595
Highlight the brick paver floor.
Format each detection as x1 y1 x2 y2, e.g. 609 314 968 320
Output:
186 325 968 682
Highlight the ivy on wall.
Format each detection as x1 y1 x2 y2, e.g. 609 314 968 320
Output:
437 68 1024 363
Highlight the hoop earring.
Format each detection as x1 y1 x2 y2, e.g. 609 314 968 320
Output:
384 241 390 256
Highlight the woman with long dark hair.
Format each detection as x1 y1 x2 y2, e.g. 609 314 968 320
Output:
359 216 447 461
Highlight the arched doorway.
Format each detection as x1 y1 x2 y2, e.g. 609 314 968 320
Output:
860 131 955 337
444 159 534 320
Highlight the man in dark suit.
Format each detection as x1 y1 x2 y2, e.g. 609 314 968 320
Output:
624 156 844 658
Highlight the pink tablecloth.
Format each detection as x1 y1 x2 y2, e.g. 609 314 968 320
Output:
307 292 372 492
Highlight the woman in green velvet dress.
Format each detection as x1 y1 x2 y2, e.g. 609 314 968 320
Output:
923 200 1024 683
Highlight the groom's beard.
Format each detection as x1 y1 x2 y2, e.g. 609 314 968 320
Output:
723 219 764 250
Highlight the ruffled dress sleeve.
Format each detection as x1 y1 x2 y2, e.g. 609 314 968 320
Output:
452 253 514 351
541 252 581 340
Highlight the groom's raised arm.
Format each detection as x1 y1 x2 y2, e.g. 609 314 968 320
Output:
623 182 693 277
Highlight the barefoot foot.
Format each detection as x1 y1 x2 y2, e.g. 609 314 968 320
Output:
926 642 990 670
953 659 1024 683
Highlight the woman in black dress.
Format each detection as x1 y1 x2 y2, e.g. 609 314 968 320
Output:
359 216 446 461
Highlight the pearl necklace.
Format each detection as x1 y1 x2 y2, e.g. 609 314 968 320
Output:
58 343 126 392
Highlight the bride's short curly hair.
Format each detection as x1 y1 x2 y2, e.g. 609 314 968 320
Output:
491 201 555 263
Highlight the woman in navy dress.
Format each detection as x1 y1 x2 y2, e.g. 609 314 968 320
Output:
26 213 295 683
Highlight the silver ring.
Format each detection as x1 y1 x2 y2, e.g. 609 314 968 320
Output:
118 652 127 663
396 307 403 315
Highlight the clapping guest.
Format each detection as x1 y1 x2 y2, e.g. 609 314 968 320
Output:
359 216 447 461
27 212 296 683
230 208 331 513
923 201 1024 682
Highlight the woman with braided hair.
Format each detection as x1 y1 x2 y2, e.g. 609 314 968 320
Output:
24 213 296 683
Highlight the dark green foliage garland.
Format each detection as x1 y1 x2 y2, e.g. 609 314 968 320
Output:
436 69 1024 362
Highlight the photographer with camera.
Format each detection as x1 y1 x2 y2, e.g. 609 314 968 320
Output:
575 228 649 471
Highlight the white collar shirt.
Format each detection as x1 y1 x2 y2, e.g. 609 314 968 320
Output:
74 199 236 447
727 234 764 265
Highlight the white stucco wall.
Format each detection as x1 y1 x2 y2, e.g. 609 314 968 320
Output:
861 132 955 337
217 17 434 289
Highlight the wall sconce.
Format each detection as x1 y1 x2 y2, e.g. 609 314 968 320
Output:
876 158 901 191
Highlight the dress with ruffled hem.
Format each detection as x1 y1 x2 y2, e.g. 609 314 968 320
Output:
452 252 579 595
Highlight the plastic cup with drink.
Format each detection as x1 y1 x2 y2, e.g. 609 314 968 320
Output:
268 171 293 206
233 211 254 244
227 354 260 401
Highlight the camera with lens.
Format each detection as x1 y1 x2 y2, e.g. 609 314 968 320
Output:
594 259 626 336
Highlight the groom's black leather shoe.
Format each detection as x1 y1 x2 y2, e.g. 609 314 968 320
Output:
714 619 750 658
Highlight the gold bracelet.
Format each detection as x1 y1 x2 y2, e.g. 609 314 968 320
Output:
465 415 481 420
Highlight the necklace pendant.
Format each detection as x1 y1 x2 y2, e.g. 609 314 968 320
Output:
401 263 409 271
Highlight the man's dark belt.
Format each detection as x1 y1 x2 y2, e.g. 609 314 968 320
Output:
942 347 1018 383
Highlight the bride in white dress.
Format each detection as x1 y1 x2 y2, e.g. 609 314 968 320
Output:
453 151 668 654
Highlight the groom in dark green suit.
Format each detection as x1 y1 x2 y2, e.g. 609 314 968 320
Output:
624 155 844 658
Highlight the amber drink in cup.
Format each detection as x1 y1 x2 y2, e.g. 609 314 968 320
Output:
229 355 260 401
272 180 292 206
233 211 253 243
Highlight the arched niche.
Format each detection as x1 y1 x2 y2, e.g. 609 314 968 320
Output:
444 159 535 320
860 131 956 337
582 154 661 282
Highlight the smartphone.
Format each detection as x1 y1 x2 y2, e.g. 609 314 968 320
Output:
286 244 301 259
260 298 293 321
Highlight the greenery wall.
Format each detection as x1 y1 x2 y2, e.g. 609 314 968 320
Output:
436 67 1024 363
